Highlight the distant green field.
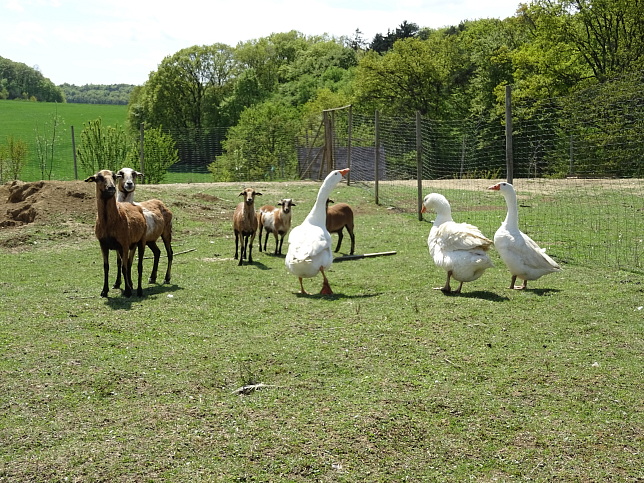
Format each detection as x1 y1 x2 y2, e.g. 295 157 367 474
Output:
0 100 128 182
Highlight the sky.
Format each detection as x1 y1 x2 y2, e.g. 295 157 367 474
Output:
1 0 522 86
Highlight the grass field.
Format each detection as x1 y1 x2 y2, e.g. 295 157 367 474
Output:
0 179 642 481
0 100 128 182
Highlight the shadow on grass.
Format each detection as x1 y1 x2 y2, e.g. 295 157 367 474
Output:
293 292 381 300
451 290 510 302
104 283 183 309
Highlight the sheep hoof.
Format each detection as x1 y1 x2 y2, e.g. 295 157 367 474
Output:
100 291 108 297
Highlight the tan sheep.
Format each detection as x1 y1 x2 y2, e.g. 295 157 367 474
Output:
233 187 262 265
85 169 147 297
114 167 173 286
257 198 296 256
326 199 356 255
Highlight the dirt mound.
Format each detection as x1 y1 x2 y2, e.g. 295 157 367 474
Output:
0 180 95 228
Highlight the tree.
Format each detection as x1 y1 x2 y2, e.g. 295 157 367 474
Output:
355 36 463 117
527 0 644 83
131 44 237 133
209 101 300 181
34 109 65 180
76 119 136 175
369 21 420 53
0 56 64 102
0 135 28 182
141 127 180 184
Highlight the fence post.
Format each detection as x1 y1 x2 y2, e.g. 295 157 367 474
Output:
569 134 574 176
139 123 145 175
347 105 352 185
416 111 423 221
505 85 514 184
71 126 78 180
375 109 380 205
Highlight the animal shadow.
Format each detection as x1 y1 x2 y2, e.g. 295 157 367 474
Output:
453 290 510 302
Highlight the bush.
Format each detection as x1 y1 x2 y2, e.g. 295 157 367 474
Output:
0 135 28 182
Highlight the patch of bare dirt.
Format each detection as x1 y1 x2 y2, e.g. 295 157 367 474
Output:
0 180 95 228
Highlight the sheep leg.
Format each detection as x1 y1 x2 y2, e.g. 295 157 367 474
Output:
273 233 280 255
161 235 173 284
234 230 240 260
135 241 145 297
348 229 355 255
99 243 111 297
258 225 263 252
122 247 133 297
277 234 284 256
238 234 247 265
319 268 333 295
113 251 122 289
335 229 343 252
248 232 255 264
147 241 161 284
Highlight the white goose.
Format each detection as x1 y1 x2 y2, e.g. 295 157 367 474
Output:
421 193 494 294
285 168 349 294
488 182 561 289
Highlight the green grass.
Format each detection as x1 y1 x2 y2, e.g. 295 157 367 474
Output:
0 181 642 481
0 100 128 181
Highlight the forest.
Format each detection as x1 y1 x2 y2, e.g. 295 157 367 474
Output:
124 0 643 179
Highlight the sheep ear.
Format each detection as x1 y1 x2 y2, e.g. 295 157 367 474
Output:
136 171 144 178
277 201 283 206
84 176 96 183
256 192 262 196
238 191 245 197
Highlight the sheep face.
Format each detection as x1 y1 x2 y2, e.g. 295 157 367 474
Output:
239 188 262 205
85 170 118 200
278 198 296 214
116 168 143 197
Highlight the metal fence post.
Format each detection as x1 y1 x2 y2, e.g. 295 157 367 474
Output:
375 109 380 205
71 126 78 180
139 123 145 175
505 85 514 184
416 111 423 221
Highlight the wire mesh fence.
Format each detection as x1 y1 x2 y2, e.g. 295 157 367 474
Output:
325 101 642 272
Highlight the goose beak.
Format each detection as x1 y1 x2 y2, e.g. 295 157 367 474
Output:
339 168 350 176
420 205 427 213
487 184 500 190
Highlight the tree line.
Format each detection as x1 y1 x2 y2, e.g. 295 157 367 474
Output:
59 84 135 105
0 57 64 102
127 0 644 180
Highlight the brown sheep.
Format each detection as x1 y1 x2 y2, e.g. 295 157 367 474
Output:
85 170 147 297
257 198 296 256
233 187 262 265
326 199 355 255
114 167 173 286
